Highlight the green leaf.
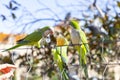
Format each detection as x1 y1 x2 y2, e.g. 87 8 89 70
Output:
117 1 120 7
79 29 89 53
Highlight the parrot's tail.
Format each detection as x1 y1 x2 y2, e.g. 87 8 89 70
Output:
80 58 88 79
2 44 21 52
83 64 88 80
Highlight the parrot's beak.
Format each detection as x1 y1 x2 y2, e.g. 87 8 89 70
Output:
49 29 53 35
52 25 63 38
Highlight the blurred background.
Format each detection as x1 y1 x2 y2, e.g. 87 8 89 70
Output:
0 0 120 80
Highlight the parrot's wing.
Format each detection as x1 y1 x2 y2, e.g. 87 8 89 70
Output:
76 31 89 78
17 39 30 44
23 30 42 42
79 29 90 53
18 26 50 46
16 31 42 48
52 47 69 80
56 46 68 64
22 26 50 43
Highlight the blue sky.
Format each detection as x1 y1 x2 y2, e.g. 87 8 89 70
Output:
0 0 120 34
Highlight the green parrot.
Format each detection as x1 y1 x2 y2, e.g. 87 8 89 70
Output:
52 33 69 80
67 20 89 78
69 19 89 52
3 26 51 51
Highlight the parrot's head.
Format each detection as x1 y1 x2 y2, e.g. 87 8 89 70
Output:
54 25 63 33
69 19 80 30
43 28 53 38
43 27 56 45
65 25 73 33
54 23 66 32
53 23 66 37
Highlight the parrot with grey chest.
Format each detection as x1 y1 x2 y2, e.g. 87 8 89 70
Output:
66 20 89 78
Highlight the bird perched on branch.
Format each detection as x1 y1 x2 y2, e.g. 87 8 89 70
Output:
52 31 69 80
3 26 51 51
66 20 89 78
67 25 81 45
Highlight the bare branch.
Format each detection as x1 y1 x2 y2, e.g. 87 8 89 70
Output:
93 0 105 18
37 0 61 19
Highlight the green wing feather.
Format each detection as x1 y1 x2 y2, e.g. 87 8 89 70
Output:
79 29 90 53
52 47 69 80
18 26 50 44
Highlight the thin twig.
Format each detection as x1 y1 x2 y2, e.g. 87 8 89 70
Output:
93 0 105 18
102 64 108 80
89 62 120 65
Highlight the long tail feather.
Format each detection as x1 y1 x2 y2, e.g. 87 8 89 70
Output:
3 44 22 52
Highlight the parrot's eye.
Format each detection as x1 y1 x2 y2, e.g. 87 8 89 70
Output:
46 36 51 43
